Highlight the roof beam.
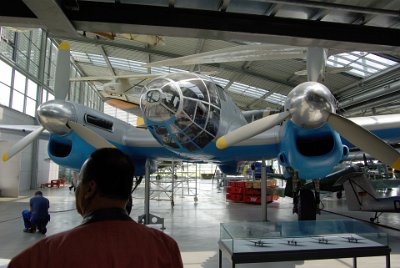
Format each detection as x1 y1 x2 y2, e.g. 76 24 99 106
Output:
98 45 116 76
57 2 400 53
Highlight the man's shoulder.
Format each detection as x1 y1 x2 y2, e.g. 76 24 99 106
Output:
134 222 177 243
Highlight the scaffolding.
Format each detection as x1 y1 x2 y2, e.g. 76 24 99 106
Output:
149 161 199 206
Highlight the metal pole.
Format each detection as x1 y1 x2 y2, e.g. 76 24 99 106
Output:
144 159 150 224
171 160 175 206
195 163 198 202
261 159 267 221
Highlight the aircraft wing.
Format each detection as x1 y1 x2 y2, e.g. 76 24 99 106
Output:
101 91 143 117
143 44 307 67
347 114 400 144
70 73 161 81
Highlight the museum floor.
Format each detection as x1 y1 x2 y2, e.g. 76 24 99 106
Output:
0 179 399 268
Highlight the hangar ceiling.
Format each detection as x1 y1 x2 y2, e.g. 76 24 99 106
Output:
1 0 400 117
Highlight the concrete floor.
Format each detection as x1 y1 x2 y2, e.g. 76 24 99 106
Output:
0 179 399 267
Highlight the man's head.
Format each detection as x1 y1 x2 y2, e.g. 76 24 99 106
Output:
35 191 43 196
75 148 135 215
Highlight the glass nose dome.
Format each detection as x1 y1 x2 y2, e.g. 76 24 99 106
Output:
140 73 221 153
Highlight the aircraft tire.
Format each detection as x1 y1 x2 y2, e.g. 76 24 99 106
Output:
297 189 317 221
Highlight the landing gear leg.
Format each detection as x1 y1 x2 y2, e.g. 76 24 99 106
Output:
370 212 382 223
292 171 300 214
313 180 321 215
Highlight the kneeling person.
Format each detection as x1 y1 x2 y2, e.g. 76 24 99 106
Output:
22 191 50 234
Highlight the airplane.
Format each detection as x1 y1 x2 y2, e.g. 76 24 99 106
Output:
2 41 400 222
249 240 270 247
341 236 362 243
334 168 400 223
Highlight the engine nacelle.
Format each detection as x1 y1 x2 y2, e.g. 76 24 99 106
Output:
278 121 349 179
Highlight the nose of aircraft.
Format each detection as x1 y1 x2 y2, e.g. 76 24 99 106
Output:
37 100 77 135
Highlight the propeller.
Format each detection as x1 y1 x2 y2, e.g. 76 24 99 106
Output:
2 126 44 161
216 111 291 149
67 121 115 149
54 41 71 100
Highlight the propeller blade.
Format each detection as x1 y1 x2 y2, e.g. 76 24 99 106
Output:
54 41 71 100
67 121 115 149
216 111 291 150
306 47 327 82
2 126 45 161
327 113 400 170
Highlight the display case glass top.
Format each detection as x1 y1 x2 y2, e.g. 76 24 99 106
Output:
220 219 388 253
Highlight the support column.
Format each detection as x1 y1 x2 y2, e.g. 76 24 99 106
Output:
261 159 267 221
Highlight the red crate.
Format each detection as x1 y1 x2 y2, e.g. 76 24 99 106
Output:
228 181 236 187
236 181 246 188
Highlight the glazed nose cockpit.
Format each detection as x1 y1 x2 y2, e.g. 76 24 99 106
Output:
140 73 221 153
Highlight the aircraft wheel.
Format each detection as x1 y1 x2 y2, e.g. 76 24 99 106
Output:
336 191 343 199
297 189 316 221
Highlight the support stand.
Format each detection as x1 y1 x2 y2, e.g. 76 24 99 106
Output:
138 159 165 230
261 159 267 222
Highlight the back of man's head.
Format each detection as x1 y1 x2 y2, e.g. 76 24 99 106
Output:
34 191 43 196
81 148 135 200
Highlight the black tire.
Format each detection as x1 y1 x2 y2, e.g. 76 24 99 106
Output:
297 189 316 221
336 191 343 199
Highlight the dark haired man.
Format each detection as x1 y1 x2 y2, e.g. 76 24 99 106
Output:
10 148 183 268
22 190 50 234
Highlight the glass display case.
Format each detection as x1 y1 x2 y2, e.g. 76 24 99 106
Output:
219 219 391 268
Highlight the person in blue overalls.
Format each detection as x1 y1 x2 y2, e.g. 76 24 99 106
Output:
22 191 50 234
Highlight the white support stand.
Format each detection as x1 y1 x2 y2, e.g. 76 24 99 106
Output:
138 159 165 229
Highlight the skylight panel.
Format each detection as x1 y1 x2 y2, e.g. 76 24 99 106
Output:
327 51 398 78
366 53 397 66
266 92 287 105
149 66 189 74
228 82 266 99
210 76 229 88
108 57 148 73
151 67 169 74
70 51 90 63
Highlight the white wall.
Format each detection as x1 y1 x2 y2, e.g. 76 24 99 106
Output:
0 106 50 194
0 140 21 197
